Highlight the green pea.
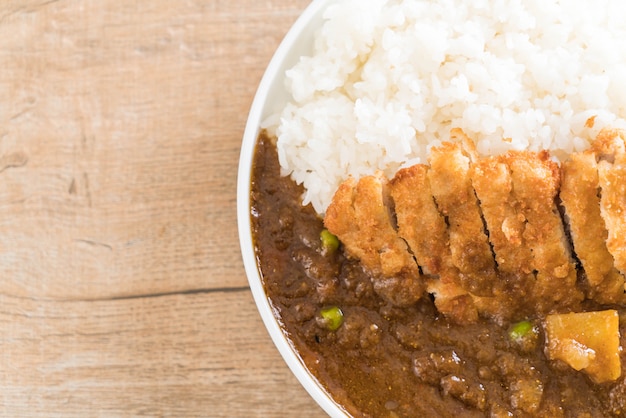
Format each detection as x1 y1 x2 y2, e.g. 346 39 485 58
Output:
320 306 344 331
508 320 539 353
509 320 534 342
320 229 339 253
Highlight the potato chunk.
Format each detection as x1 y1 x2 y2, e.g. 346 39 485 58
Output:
544 310 621 383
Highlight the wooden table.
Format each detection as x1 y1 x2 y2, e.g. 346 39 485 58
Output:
0 1 326 416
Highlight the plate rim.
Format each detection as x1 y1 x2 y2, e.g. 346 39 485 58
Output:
237 1 348 417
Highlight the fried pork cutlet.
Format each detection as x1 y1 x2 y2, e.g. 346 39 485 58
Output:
322 127 626 324
593 129 626 280
598 155 626 274
506 151 583 313
472 156 531 276
390 163 478 323
560 150 625 304
471 155 535 319
324 172 425 307
428 131 497 297
389 164 448 276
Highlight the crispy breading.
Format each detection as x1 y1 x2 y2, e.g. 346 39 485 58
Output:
322 127 626 322
598 153 626 276
324 172 424 306
560 151 625 304
426 278 478 324
428 135 497 297
390 163 479 323
592 128 626 282
591 127 626 158
507 150 583 312
389 164 448 276
470 155 536 320
471 156 531 275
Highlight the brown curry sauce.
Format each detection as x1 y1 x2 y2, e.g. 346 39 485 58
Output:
250 131 626 417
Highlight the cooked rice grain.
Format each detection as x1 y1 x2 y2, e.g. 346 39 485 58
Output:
265 0 626 214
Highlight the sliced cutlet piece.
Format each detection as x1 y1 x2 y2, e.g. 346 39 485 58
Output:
471 155 535 320
389 164 448 276
560 150 625 304
593 128 626 280
598 154 626 275
390 163 478 323
428 131 498 297
472 156 532 276
324 172 424 307
507 150 583 313
426 279 479 324
592 127 626 159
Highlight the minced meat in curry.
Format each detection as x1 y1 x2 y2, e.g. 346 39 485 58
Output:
250 131 626 417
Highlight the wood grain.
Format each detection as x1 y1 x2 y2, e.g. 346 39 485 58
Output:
0 0 326 416
0 291 323 417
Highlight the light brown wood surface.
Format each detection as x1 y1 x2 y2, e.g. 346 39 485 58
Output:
0 1 326 416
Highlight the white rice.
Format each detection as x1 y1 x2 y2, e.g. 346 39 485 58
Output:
264 0 626 215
